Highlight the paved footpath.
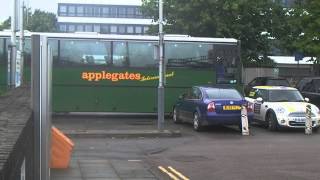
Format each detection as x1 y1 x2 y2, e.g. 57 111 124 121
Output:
50 116 178 180
52 159 158 180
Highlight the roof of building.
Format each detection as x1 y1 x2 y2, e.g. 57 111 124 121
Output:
269 56 315 65
253 86 297 90
0 31 239 44
58 0 142 6
57 16 154 25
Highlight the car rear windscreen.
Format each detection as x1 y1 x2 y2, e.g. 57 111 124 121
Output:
266 79 290 86
205 89 242 99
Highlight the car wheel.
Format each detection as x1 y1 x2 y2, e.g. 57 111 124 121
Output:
313 127 319 133
267 111 278 131
193 112 203 131
173 107 181 124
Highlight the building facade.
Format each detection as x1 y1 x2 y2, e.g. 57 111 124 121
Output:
57 0 153 35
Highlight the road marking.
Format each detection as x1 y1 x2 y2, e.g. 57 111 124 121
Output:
128 160 142 162
168 166 190 180
158 166 180 180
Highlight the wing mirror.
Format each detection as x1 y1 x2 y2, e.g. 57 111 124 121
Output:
179 93 186 100
256 97 263 104
304 97 310 102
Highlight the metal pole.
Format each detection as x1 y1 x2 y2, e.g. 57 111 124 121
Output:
158 0 165 130
10 0 17 88
32 35 52 180
19 1 24 85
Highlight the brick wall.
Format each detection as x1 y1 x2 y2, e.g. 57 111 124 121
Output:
0 88 34 180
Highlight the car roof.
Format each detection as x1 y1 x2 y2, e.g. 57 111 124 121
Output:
300 77 320 80
253 86 297 90
195 85 236 90
257 76 287 80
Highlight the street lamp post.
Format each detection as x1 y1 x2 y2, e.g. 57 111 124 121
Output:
158 0 165 130
10 0 17 88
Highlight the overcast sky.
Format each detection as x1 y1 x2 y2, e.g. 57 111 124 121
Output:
0 0 57 22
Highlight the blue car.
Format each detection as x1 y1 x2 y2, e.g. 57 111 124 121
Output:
173 86 253 131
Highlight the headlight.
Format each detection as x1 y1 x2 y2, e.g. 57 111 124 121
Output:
276 107 286 114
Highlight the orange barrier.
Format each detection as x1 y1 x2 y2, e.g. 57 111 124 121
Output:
50 126 74 169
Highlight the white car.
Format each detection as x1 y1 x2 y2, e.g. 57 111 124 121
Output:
245 86 320 131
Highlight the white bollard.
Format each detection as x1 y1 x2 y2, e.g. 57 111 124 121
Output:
305 104 312 135
241 105 250 136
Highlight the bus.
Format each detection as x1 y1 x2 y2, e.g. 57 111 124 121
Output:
0 31 241 113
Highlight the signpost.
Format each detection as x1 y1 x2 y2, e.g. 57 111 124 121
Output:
305 104 312 135
241 105 249 136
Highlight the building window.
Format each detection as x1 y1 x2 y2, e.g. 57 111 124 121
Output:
85 6 93 17
118 25 126 34
68 24 75 32
102 7 109 17
59 24 67 32
127 7 135 18
135 26 142 34
85 24 93 32
118 7 126 18
110 7 117 17
59 5 67 16
76 25 84 32
144 26 149 34
127 26 134 34
110 25 117 34
93 6 100 17
76 6 84 16
101 25 109 33
135 7 142 18
68 5 75 16
94 25 100 33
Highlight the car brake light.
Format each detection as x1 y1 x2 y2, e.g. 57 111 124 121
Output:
207 102 215 112
246 102 254 113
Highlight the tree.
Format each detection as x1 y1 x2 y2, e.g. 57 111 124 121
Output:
0 17 11 30
26 9 57 32
142 0 286 66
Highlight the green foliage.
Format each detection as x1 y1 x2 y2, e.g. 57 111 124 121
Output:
0 9 57 32
0 17 11 30
142 0 285 66
26 9 57 32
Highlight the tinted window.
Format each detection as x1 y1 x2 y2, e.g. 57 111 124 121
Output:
60 40 111 65
255 89 268 100
313 80 320 93
48 39 58 63
0 38 5 86
193 88 202 99
112 41 156 68
266 79 289 86
0 38 4 64
205 89 242 99
269 90 304 102
166 42 214 67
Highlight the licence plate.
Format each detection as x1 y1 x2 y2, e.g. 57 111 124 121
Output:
223 105 241 111
292 117 306 122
